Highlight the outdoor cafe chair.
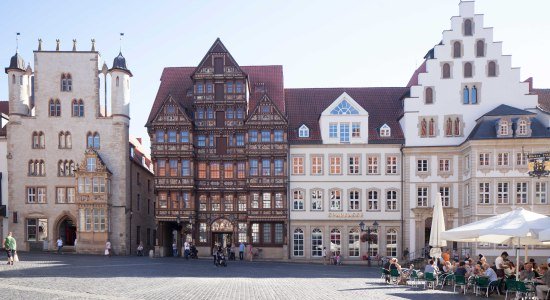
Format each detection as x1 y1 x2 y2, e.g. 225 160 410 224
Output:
504 279 517 300
453 275 467 294
475 276 490 297
424 272 436 290
409 269 421 288
380 268 390 283
390 269 400 285
515 281 535 299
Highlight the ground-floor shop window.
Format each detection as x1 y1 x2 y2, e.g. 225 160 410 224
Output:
386 229 397 257
251 222 284 245
26 218 48 241
293 228 304 256
79 208 106 232
311 228 323 257
199 223 207 243
348 228 359 257
330 228 341 253
238 223 247 243
368 229 378 257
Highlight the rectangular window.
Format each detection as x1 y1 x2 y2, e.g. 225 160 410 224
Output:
386 190 397 211
275 223 283 244
199 195 207 211
479 182 490 204
56 187 66 203
181 160 191 176
339 123 350 143
349 190 360 210
439 186 450 207
464 155 471 171
248 130 258 142
168 130 177 143
386 156 398 174
37 187 47 203
84 178 91 193
417 187 428 207
237 162 245 179
262 193 271 209
348 155 360 175
274 159 284 176
465 184 470 206
263 223 272 244
261 130 271 142
439 159 451 172
199 223 207 243
224 195 233 211
368 190 379 210
251 193 259 209
292 190 304 210
224 163 234 179
262 159 271 176
516 152 527 166
156 130 164 143
236 133 244 146
67 187 75 203
516 182 528 204
236 82 243 93
197 135 206 147
292 156 304 175
211 195 221 211
169 159 178 177
351 123 361 138
251 223 260 243
329 156 342 175
274 130 284 142
311 190 322 210
536 182 547 204
198 163 207 179
238 195 247 211
367 156 379 174
329 123 338 138
497 182 509 204
330 190 341 210
497 152 509 166
479 153 490 166
210 163 220 179
249 159 259 176
238 223 247 243
417 159 428 172
27 219 37 241
309 156 322 175
275 193 283 209
180 131 189 143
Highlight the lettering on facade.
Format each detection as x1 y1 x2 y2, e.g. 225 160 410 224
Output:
527 152 550 178
328 212 363 219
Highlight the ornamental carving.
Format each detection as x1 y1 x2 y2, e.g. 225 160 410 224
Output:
211 219 234 232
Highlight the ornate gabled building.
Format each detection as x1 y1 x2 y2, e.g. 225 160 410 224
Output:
4 40 151 255
146 39 289 258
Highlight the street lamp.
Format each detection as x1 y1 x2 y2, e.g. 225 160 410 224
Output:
188 214 194 243
359 220 379 267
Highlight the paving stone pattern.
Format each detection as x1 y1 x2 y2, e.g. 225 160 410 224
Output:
0 253 494 300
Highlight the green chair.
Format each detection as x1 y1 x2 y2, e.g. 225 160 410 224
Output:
390 269 400 285
381 268 390 283
424 272 436 290
489 279 501 296
453 275 467 294
475 276 490 297
504 279 517 300
410 270 421 288
515 281 535 299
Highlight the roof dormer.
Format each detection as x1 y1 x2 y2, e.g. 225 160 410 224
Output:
320 92 369 144
380 124 391 138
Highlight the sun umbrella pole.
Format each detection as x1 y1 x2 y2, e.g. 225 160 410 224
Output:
516 237 520 280
525 244 528 264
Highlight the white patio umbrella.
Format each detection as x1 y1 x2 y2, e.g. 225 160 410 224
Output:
538 227 550 242
429 192 447 259
441 208 550 272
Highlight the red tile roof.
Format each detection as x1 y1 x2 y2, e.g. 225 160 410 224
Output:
285 87 408 144
146 65 285 126
406 60 427 88
533 89 550 113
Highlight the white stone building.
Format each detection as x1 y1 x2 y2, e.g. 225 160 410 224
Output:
0 101 8 241
401 1 550 259
287 88 406 262
4 40 140 254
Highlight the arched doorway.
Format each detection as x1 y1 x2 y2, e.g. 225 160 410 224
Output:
211 218 234 249
58 217 77 246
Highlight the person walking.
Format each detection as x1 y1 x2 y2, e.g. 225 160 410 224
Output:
137 241 144 256
239 242 245 260
105 240 112 257
184 240 190 260
172 242 177 257
56 237 63 254
322 247 327 265
3 232 16 265
247 244 253 262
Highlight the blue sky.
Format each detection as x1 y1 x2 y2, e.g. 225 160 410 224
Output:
1 0 549 152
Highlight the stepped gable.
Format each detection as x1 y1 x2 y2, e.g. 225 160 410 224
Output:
285 87 408 144
406 60 427 88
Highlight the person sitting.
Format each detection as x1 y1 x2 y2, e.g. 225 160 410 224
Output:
503 261 516 279
137 241 144 256
520 263 536 281
383 258 392 283
424 259 437 274
442 261 453 274
535 265 550 300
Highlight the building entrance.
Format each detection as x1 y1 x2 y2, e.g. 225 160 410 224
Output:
59 217 77 246
212 232 233 248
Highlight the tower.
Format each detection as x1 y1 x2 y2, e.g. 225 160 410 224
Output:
109 52 132 118
5 52 31 116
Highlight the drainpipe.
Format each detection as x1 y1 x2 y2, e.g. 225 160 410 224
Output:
400 144 405 259
129 158 133 255
287 144 291 260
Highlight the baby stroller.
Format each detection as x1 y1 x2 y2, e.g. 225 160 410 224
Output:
215 251 227 267
190 245 198 259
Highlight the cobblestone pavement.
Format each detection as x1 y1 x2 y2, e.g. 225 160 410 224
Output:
0 252 501 300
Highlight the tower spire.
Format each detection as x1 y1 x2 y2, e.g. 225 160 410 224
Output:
16 32 20 53
119 33 124 53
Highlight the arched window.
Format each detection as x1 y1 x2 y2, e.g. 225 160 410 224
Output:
463 86 470 104
518 120 527 135
93 132 100 149
454 117 461 136
425 87 433 104
476 40 485 57
58 132 65 148
12 74 15 84
49 99 56 117
35 131 45 148
453 41 462 58
445 118 453 136
293 228 304 257
49 99 61 116
39 160 45 176
442 63 451 79
464 19 473 36
65 131 72 148
116 76 120 87
58 160 65 176
488 61 497 77
69 160 75 176
298 125 309 138
464 62 473 78
79 100 84 117
330 228 341 253
87 132 94 148
420 118 427 137
499 121 509 136
348 228 360 257
330 100 359 115
311 228 323 257
471 86 478 104
368 229 379 257
428 118 435 137
386 229 397 257
32 132 39 148
28 160 35 176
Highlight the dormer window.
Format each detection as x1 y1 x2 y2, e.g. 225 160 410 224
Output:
517 119 528 136
499 121 509 136
330 100 359 115
380 124 391 137
298 125 309 138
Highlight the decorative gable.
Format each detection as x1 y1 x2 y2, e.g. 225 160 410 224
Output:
322 92 367 116
191 38 246 79
245 94 288 127
151 95 192 127
320 92 369 144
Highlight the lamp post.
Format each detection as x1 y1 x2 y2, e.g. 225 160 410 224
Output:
188 214 194 243
359 220 379 267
